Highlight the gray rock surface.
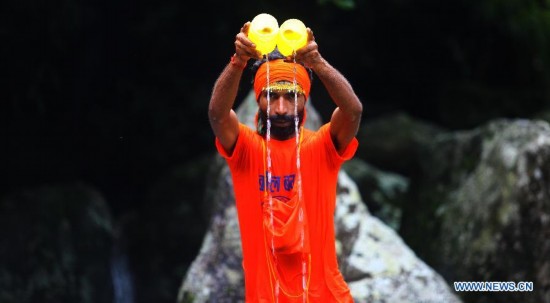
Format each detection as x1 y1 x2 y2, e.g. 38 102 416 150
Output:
342 158 409 230
402 118 550 303
334 173 461 303
356 112 446 176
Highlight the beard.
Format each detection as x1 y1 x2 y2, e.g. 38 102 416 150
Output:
257 109 305 140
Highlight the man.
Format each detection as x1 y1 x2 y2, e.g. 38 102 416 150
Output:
208 21 362 302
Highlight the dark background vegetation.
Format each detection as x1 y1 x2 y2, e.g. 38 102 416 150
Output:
2 0 549 302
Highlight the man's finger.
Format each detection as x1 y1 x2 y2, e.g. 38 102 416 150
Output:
242 21 251 35
237 32 255 48
307 28 314 42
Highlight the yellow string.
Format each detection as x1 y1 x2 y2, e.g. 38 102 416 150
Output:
261 140 276 303
261 126 310 301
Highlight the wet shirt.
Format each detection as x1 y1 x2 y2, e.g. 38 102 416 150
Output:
216 122 358 303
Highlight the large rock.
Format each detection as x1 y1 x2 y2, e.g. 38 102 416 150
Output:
334 173 460 303
402 118 550 303
342 158 409 230
0 184 115 303
178 91 460 303
120 157 210 303
356 112 446 177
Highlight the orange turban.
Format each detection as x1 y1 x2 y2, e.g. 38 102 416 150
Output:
253 59 311 101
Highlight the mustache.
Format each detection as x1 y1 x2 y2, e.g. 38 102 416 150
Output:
257 109 304 138
268 114 296 123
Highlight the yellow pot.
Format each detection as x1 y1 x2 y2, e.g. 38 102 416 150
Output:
277 19 307 56
248 13 279 55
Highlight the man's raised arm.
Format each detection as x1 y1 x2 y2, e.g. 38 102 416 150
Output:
208 22 260 154
295 28 363 154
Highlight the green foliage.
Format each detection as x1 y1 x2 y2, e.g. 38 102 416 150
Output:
318 0 357 10
179 291 195 303
474 0 550 78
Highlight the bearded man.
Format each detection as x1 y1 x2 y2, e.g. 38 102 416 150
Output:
208 21 363 303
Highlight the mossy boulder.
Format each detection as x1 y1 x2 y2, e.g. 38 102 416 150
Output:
403 119 550 303
0 184 114 303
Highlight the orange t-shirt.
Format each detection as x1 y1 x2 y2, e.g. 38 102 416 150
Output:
216 122 358 303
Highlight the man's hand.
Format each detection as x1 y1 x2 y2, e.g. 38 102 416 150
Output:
235 22 262 64
293 28 325 70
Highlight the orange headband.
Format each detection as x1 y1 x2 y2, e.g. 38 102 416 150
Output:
253 59 311 101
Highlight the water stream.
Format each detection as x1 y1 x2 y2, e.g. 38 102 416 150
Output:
264 57 280 302
266 54 307 302
292 54 307 303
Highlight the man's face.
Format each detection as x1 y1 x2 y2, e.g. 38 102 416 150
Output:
257 88 306 140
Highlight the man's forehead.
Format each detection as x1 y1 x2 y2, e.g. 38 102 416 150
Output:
262 81 305 95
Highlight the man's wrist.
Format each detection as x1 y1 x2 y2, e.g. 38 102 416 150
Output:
230 53 247 70
310 57 329 73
